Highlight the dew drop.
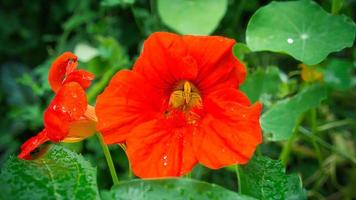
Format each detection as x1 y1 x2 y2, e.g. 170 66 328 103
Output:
287 38 294 44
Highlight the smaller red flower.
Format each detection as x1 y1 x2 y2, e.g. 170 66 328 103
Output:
18 52 96 159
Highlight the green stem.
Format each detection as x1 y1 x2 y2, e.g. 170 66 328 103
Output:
280 132 297 166
299 127 356 164
331 0 344 15
318 119 355 132
96 133 119 185
310 109 323 165
235 165 241 193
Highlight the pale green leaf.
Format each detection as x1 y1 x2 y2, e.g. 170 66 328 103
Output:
157 0 228 35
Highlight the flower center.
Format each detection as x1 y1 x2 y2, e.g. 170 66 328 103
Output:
169 81 202 111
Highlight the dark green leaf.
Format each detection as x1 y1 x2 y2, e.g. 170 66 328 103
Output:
285 174 307 200
102 178 256 200
233 43 251 61
240 66 282 103
239 156 287 200
157 0 228 35
261 84 327 141
246 1 356 65
0 145 100 200
324 59 353 90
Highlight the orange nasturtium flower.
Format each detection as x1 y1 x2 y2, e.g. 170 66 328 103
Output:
18 52 96 159
96 32 262 178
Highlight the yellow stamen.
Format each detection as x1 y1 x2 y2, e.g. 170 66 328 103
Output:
169 81 202 110
183 81 191 104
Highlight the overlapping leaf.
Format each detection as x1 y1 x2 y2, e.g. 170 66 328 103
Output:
261 84 327 141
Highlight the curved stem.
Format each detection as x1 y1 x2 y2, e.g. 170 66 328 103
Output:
318 119 355 132
235 165 241 193
310 108 322 165
96 133 119 185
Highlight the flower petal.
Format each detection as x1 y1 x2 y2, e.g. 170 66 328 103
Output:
96 70 162 144
63 69 95 90
194 88 262 169
18 130 49 159
48 52 78 93
63 118 96 142
133 32 198 89
44 82 88 142
126 120 197 178
182 35 246 94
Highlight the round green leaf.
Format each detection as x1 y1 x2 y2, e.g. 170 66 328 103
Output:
246 0 356 65
157 0 228 35
102 178 256 200
0 145 100 200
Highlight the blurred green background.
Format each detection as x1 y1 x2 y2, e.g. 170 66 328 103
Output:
0 0 355 199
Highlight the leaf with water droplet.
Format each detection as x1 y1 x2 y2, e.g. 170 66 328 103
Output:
246 1 356 65
101 178 256 200
0 145 100 199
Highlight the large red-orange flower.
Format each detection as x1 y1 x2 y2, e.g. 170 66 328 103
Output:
96 32 262 178
18 52 96 159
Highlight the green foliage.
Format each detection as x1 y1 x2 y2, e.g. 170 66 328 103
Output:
0 145 100 200
324 59 354 90
0 0 355 199
240 66 282 103
261 84 327 141
102 179 255 200
157 0 228 35
239 156 306 200
246 0 356 65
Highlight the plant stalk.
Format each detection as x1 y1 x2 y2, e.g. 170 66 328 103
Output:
235 165 241 193
97 133 119 185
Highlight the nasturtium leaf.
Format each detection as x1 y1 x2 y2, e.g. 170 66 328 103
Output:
285 174 308 200
0 145 100 200
240 66 282 103
239 156 288 200
246 0 356 65
233 43 251 61
261 84 327 141
101 178 256 200
157 0 228 35
324 59 353 90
